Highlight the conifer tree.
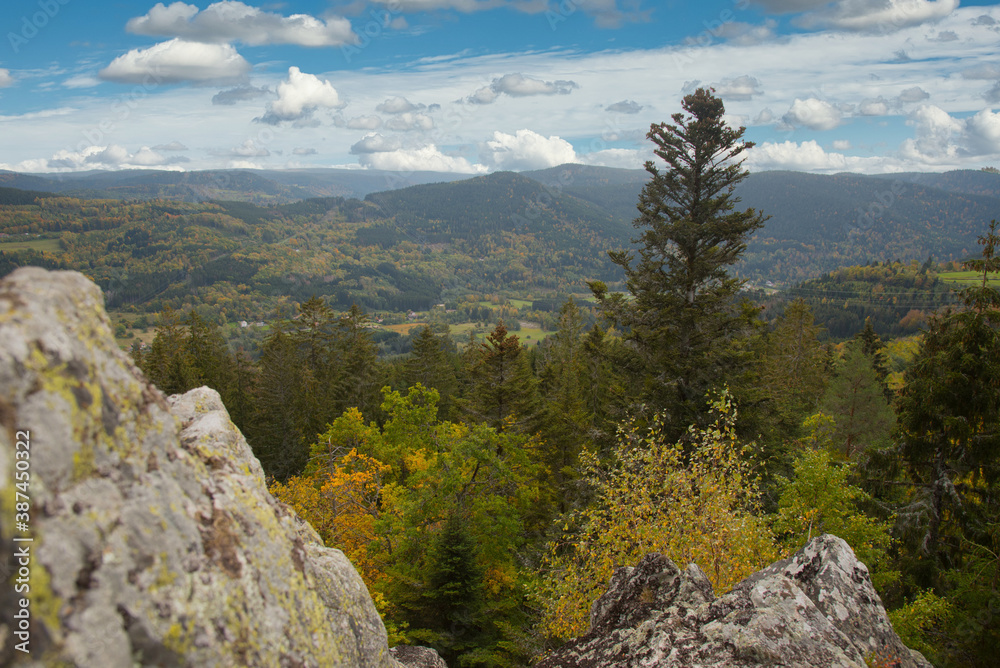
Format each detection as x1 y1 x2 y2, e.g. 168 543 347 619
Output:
464 321 538 433
403 325 459 420
591 88 767 437
820 342 894 459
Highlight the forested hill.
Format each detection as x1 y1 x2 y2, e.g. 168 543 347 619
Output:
1 166 998 306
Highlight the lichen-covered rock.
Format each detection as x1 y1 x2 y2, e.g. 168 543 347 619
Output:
537 535 932 668
0 268 399 667
390 645 448 668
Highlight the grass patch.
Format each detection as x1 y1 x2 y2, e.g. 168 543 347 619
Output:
0 237 62 252
385 322 427 334
938 271 1000 286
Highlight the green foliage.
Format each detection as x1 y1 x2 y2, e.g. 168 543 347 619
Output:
887 590 953 663
773 447 896 590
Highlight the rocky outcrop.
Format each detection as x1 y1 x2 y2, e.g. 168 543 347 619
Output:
0 268 400 667
537 535 932 668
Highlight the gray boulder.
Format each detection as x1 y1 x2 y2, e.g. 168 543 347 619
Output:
0 268 399 667
537 535 932 668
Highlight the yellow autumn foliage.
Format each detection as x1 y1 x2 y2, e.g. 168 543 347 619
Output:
536 390 778 640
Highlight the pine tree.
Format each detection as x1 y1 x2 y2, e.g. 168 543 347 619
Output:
403 325 459 420
854 316 890 398
591 88 767 438
464 321 538 434
142 306 196 395
820 342 894 459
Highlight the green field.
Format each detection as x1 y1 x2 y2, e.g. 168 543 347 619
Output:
0 237 61 252
938 270 1000 286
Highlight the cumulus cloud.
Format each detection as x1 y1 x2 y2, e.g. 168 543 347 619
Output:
897 86 930 104
900 104 965 163
127 1 356 47
714 75 763 101
859 97 890 116
753 108 775 125
256 66 345 125
483 129 577 170
152 141 188 151
99 38 251 84
754 0 959 32
782 98 842 130
221 139 269 157
972 14 997 26
466 73 578 104
212 84 270 105
384 112 434 132
2 144 188 172
0 69 13 87
832 139 852 150
359 144 485 173
745 140 892 173
605 100 642 114
376 96 425 114
350 133 403 154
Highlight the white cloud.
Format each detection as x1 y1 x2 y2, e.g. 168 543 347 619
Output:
756 0 959 32
466 73 578 104
0 144 187 172
341 115 383 130
62 74 100 89
814 0 959 32
605 100 642 114
782 97 843 130
484 129 577 170
859 97 890 116
0 69 13 87
964 108 1000 154
962 64 1000 80
897 86 930 103
359 144 485 173
225 139 269 157
368 0 644 28
153 141 189 151
127 1 356 47
212 84 270 105
832 139 852 150
714 75 763 101
293 147 317 155
578 148 645 169
257 67 345 124
384 112 435 132
715 20 778 46
350 133 403 154
376 96 425 114
899 104 965 163
746 140 894 172
99 38 251 84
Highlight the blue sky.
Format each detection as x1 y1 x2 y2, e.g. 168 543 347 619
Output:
2 0 1000 174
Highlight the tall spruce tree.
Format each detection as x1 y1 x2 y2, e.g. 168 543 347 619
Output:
591 88 767 437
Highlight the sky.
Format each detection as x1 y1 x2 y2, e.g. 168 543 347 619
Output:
1 0 1000 176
